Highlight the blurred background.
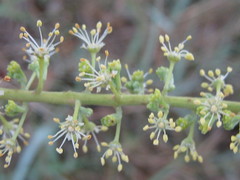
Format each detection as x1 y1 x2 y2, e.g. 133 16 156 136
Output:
0 0 240 179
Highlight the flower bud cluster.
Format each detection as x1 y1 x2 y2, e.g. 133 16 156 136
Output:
121 65 153 94
230 133 240 153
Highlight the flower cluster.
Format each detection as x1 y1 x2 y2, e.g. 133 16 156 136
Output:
82 121 108 153
48 115 90 158
159 34 194 62
173 139 203 163
69 22 112 53
199 67 233 96
230 133 240 154
121 64 153 94
143 111 182 145
20 20 64 62
0 119 30 168
100 141 129 172
75 51 118 92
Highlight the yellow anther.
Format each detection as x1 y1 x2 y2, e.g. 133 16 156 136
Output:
200 69 205 76
48 135 53 139
143 125 149 131
48 141 54 145
105 50 109 56
48 32 53 37
37 20 42 27
107 23 112 33
97 145 101 152
215 69 221 76
101 142 108 147
112 155 117 162
69 30 74 35
198 156 203 163
175 126 182 132
200 118 205 125
159 35 164 43
153 139 159 145
208 70 214 77
60 36 64 42
96 21 102 30
165 34 170 42
231 135 237 141
75 23 80 29
55 23 60 29
185 53 194 61
19 33 24 39
227 66 232 72
20 26 26 32
117 164 123 172
201 82 209 88
148 68 153 74
157 111 163 118
73 152 78 158
101 158 105 166
163 134 168 143
90 29 96 35
186 35 192 40
73 27 78 33
53 118 60 123
146 79 153 85
82 24 86 30
82 145 88 153
216 121 222 128
150 132 155 140
56 148 63 154
54 30 60 35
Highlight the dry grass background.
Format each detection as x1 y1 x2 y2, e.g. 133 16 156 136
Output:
0 0 240 179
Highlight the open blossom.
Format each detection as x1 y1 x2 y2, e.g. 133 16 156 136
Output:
19 20 64 62
143 111 182 145
159 34 194 62
76 51 118 92
0 119 30 168
69 22 112 53
82 121 108 153
199 67 233 96
100 141 129 172
173 138 203 163
194 92 229 132
48 115 90 158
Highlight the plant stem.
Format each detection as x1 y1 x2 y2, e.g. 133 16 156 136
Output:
162 61 175 96
12 103 28 140
0 88 240 112
91 52 96 69
0 114 11 128
36 58 44 94
187 123 195 139
113 107 122 142
25 72 36 90
73 100 81 120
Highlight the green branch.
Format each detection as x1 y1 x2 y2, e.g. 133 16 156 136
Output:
0 88 240 112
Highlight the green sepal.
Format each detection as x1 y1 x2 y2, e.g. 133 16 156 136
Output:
101 113 118 127
7 61 27 87
108 59 122 91
146 89 168 112
156 67 175 92
5 100 26 117
79 107 93 118
176 114 197 130
222 111 239 130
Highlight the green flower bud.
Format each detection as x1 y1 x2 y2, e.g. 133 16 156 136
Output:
176 114 196 130
5 100 26 117
108 59 121 72
147 89 168 112
156 67 175 92
78 58 92 74
7 61 27 86
222 111 238 130
101 114 118 127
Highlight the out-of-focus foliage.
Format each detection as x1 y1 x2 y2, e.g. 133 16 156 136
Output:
0 0 240 179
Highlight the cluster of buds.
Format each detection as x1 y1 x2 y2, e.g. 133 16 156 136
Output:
20 20 64 62
173 139 203 163
230 133 240 154
0 119 30 167
69 22 112 53
75 51 120 93
159 34 194 62
48 115 91 158
100 141 129 172
121 65 153 94
143 111 182 145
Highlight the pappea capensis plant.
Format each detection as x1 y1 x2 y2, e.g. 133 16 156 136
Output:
0 20 240 171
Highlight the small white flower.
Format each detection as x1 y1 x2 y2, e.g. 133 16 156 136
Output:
100 141 129 172
159 34 194 62
143 111 181 145
48 115 90 158
76 51 118 93
70 22 112 53
19 20 64 62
